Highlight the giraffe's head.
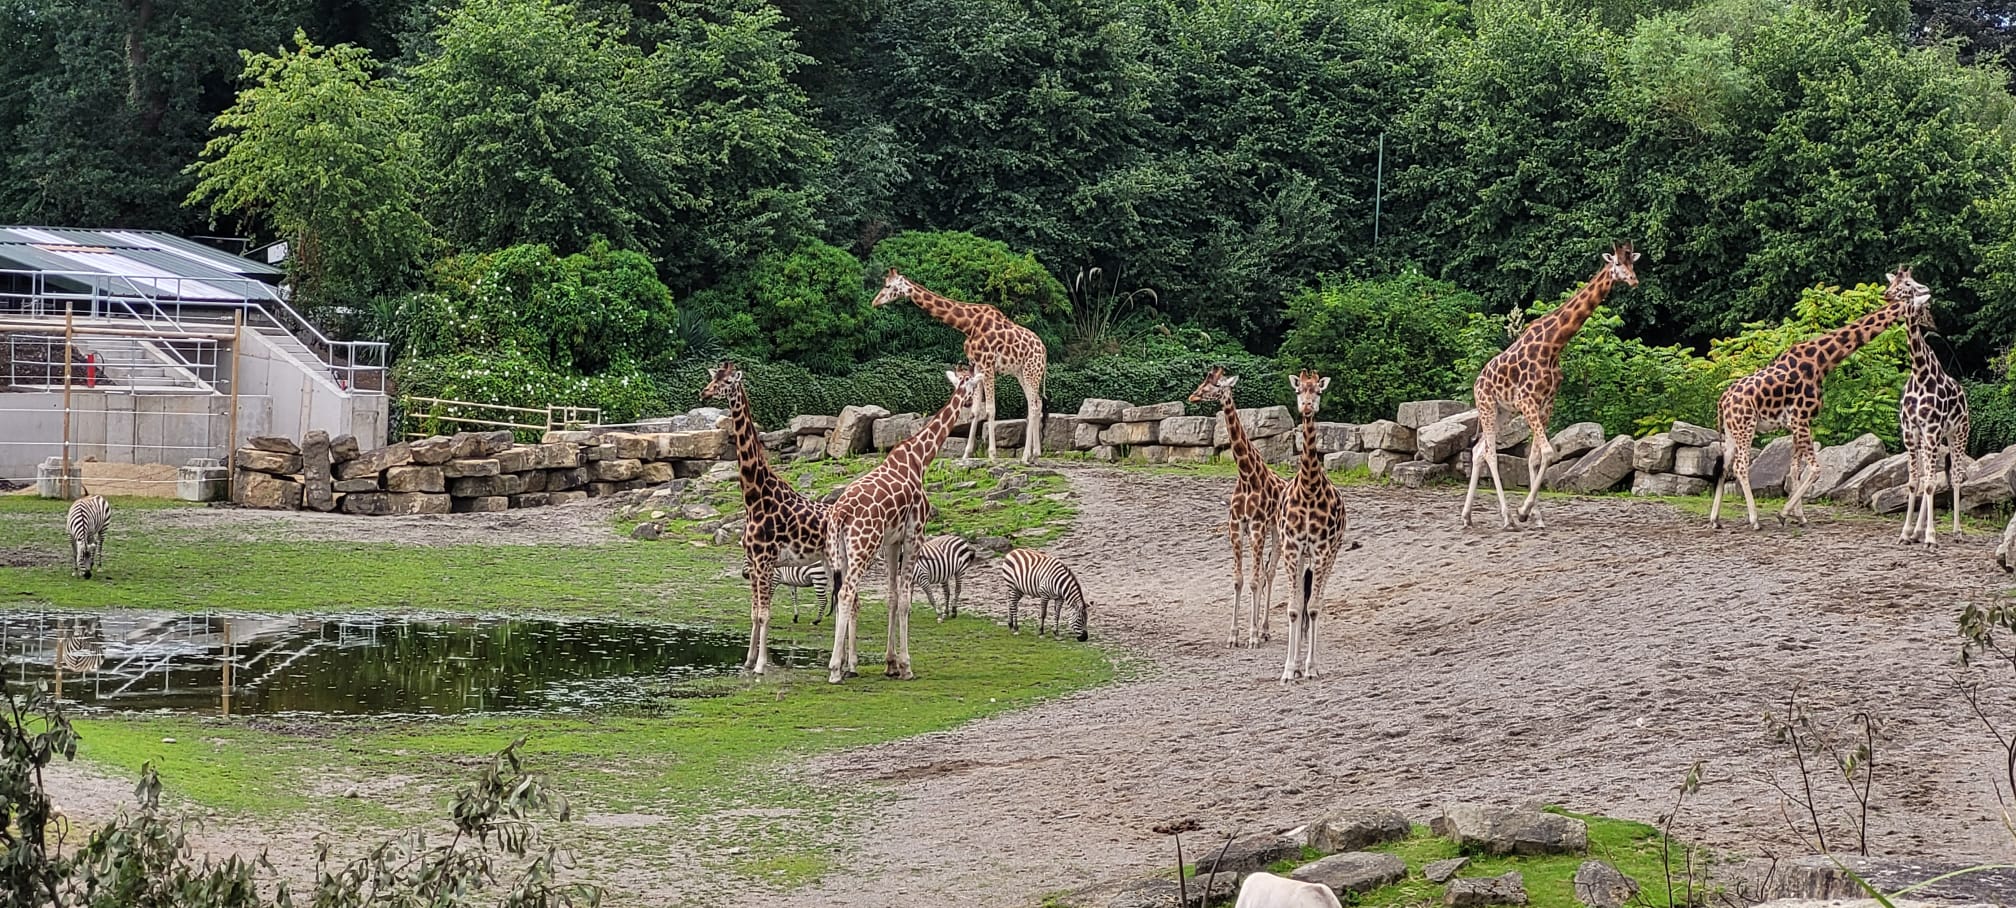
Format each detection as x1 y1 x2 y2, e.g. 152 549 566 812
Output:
945 362 983 410
1187 365 1239 406
1289 369 1330 419
1885 267 1933 326
700 360 744 402
1603 242 1642 288
871 269 917 308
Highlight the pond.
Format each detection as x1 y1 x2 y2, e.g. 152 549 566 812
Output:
0 611 823 716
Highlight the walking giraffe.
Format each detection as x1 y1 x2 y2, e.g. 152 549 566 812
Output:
1709 269 1930 530
1189 365 1286 648
1895 269 1968 547
702 361 831 675
1462 243 1642 529
1278 370 1348 683
872 269 1048 464
824 364 985 683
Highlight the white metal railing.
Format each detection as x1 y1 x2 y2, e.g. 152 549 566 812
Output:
3 332 219 391
400 396 603 441
0 268 387 393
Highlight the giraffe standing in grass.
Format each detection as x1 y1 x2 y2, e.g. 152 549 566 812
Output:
1895 270 1969 547
1189 366 1286 648
1462 243 1641 529
872 269 1048 464
1710 269 1929 530
824 364 985 683
1277 370 1348 683
703 362 830 675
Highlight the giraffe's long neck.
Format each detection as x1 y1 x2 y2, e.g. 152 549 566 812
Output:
728 387 783 508
886 385 973 484
1294 410 1324 488
906 290 986 338
1219 398 1270 484
1806 303 1905 374
1906 320 1943 379
1521 268 1617 359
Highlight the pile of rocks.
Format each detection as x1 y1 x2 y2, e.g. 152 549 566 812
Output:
1104 805 1626 908
228 417 735 514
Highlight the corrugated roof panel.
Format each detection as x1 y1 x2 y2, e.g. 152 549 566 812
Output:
0 225 285 302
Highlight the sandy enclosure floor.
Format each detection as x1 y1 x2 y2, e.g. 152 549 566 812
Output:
27 465 2016 907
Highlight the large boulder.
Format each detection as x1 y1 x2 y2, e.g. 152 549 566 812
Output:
599 432 653 461
337 442 412 480
1748 436 1796 497
493 447 536 473
1100 421 1158 447
1160 415 1217 448
237 447 301 475
444 458 501 478
1393 461 1456 488
1446 872 1528 907
1397 399 1470 429
1254 433 1297 464
1192 833 1303 875
989 419 1028 450
1290 852 1407 896
1311 422 1360 454
1957 449 2016 510
790 414 838 436
386 492 451 515
409 435 456 465
1633 471 1711 498
1574 861 1640 908
1672 442 1724 477
1077 399 1134 425
1558 436 1635 494
1768 855 2016 904
1416 416 1477 463
1361 420 1415 453
1668 420 1721 447
1832 453 1912 506
330 434 361 463
1324 451 1369 473
664 407 729 432
246 435 300 454
1809 434 1889 499
591 459 642 482
827 405 891 458
1631 433 1678 474
1456 453 1529 488
1120 402 1186 422
1431 806 1586 856
1305 809 1412 853
1042 415 1079 453
1213 407 1296 446
1367 449 1410 479
873 413 925 451
300 430 335 512
232 471 301 510
1548 422 1606 461
385 465 446 494
660 429 730 460
1073 421 1104 450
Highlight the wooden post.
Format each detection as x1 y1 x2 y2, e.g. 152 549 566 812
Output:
226 311 243 501
59 300 74 500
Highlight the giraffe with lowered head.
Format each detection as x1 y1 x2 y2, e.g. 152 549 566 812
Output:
1189 366 1287 648
1709 268 1930 530
702 361 830 675
1278 369 1349 683
1895 269 1969 547
1463 243 1642 529
824 364 985 684
872 269 1048 464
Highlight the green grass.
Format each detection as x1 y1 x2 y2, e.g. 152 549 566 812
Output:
1355 813 1709 908
0 462 1106 901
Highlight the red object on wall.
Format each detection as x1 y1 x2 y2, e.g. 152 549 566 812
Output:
84 353 96 388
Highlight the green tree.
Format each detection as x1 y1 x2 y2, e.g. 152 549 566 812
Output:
408 0 670 253
1277 271 1483 421
186 31 427 314
690 240 872 374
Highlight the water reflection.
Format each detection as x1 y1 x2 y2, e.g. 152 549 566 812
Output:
0 612 821 716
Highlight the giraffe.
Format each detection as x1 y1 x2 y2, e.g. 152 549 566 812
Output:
1709 269 1929 531
1892 269 1967 546
824 364 985 684
702 361 831 676
1462 243 1642 529
872 269 1048 464
1278 369 1349 683
1188 366 1287 649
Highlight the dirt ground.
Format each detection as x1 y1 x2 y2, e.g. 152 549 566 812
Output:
33 465 2016 906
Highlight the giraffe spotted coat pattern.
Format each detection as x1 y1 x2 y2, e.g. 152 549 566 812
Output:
872 269 1048 464
1189 366 1286 648
1893 269 1966 547
1278 369 1349 683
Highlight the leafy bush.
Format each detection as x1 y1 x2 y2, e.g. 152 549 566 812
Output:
687 240 874 374
1706 282 1909 449
1965 377 2016 457
868 231 1072 362
1278 271 1483 421
394 352 668 437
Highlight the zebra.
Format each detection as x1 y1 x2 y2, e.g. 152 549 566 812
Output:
66 493 110 579
740 563 832 624
912 534 979 621
999 548 1091 642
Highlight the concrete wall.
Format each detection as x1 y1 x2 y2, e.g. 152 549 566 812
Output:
231 331 385 447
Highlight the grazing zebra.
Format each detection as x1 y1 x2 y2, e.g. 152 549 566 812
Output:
66 494 110 579
999 548 1091 642
740 563 832 624
912 535 978 621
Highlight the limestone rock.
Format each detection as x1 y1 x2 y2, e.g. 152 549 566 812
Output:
1431 806 1586 856
548 490 589 505
511 492 550 509
1164 445 1212 463
332 477 379 493
1574 860 1639 908
237 447 301 475
1367 449 1409 479
1131 445 1170 464
1090 445 1119 462
1455 453 1529 489
598 432 653 461
989 419 1028 450
1159 415 1216 448
791 414 838 436
493 447 536 473
340 492 392 516
1393 461 1455 488
1043 415 1079 453
641 461 674 484
758 429 792 452
1312 422 1360 454
1290 852 1407 895
1633 472 1710 497
385 465 445 494
1398 399 1470 429
874 413 924 451
1324 451 1369 473
542 430 594 445
301 430 335 512
827 405 890 458
1767 855 2016 905
1558 436 1635 494
330 434 360 463
1213 407 1294 446
1193 833 1303 875
1077 399 1135 424
1416 417 1477 463
453 496 509 514
247 435 300 454
1307 809 1411 853
1490 412 1533 448
1425 858 1470 884
1100 421 1158 447
1749 436 1796 497
547 467 588 491
1446 872 1527 907
1120 402 1186 422
1256 433 1298 464
444 458 501 478
1668 420 1721 447
232 471 301 510
1632 433 1678 473
409 435 456 466
1833 453 1912 506
1810 434 1889 499
386 492 450 515
1672 442 1724 477
1956 449 2016 510
1549 423 1606 461
592 459 642 482
1361 420 1415 453
661 430 730 461
448 432 485 459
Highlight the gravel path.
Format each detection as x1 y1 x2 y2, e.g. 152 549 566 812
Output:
785 465 2014 907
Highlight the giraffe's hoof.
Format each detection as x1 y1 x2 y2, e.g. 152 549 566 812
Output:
792 615 800 624
826 672 846 684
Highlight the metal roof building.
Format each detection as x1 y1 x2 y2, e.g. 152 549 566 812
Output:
0 225 284 305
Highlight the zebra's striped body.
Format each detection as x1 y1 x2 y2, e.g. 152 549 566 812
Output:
66 494 109 579
741 563 832 624
999 548 1090 641
911 535 978 621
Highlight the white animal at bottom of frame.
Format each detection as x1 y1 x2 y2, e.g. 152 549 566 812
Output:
1233 872 1343 908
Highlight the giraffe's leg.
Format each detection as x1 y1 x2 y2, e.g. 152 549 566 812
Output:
1280 556 1307 683
962 372 987 463
746 562 775 675
1898 445 1921 544
1228 522 1247 647
985 379 1002 462
825 561 858 685
1256 523 1280 645
1513 404 1553 527
1304 553 1338 680
1780 427 1819 527
1019 374 1043 465
1480 437 1515 529
1951 446 1969 538
1912 446 1937 546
